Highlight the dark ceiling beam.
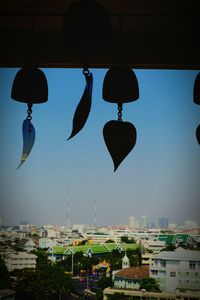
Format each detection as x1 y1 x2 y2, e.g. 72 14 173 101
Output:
0 0 199 69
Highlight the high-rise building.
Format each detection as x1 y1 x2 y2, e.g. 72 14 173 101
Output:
129 216 138 228
158 217 168 229
141 215 148 228
185 220 198 228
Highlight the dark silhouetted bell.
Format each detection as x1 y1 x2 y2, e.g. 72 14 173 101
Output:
103 120 137 171
194 72 200 105
11 65 48 104
63 0 112 55
196 124 200 145
103 66 139 103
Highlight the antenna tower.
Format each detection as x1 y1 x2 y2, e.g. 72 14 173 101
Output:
65 189 71 228
94 199 97 229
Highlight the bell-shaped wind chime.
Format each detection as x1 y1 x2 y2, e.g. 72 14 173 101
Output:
193 72 200 145
102 66 139 171
11 66 48 169
11 3 48 168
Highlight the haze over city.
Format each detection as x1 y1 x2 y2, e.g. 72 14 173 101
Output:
0 68 200 226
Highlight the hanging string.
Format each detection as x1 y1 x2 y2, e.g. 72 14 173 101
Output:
117 103 123 121
27 103 33 120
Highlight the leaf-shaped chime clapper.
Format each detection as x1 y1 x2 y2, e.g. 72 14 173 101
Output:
194 72 200 105
17 118 35 169
103 120 137 171
196 124 200 145
68 69 93 140
193 72 200 145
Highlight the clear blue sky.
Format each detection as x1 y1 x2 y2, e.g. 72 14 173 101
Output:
0 68 200 227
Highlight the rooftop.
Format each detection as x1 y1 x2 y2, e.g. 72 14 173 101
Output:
115 265 149 280
50 243 139 255
153 247 200 261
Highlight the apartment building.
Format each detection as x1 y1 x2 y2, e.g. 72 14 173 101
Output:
4 252 37 271
142 239 166 253
150 247 200 292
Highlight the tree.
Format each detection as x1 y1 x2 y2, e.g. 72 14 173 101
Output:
31 233 40 240
80 256 99 274
16 263 75 300
0 256 10 289
32 248 49 269
96 288 103 300
162 244 176 251
108 292 127 300
128 254 140 267
105 239 115 243
121 236 136 244
97 276 113 290
140 278 160 292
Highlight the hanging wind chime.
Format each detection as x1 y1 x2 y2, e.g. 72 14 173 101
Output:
102 66 139 171
193 72 200 145
11 2 48 168
68 67 93 140
63 0 111 141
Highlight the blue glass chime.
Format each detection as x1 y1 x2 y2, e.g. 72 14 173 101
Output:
102 66 139 171
11 65 48 168
193 72 200 145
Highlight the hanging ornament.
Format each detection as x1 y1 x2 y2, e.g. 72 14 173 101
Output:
193 72 200 145
193 72 200 105
196 124 200 145
11 0 48 168
62 0 112 57
68 68 93 140
11 65 48 168
102 66 139 171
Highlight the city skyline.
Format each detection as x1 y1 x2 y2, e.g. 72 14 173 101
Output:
0 68 200 226
0 214 199 229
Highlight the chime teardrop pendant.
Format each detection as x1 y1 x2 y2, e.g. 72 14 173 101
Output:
103 119 137 171
102 66 139 171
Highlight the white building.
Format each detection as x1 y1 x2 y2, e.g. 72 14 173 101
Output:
142 252 154 265
46 229 60 238
129 216 138 228
4 252 37 271
72 224 86 235
122 253 130 269
113 265 149 290
150 247 200 292
185 220 198 229
141 215 148 228
16 238 37 252
142 239 166 253
39 237 57 249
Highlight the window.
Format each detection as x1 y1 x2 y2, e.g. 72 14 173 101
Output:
160 260 166 267
151 270 158 275
170 272 176 277
159 270 166 275
189 261 196 270
154 259 158 265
